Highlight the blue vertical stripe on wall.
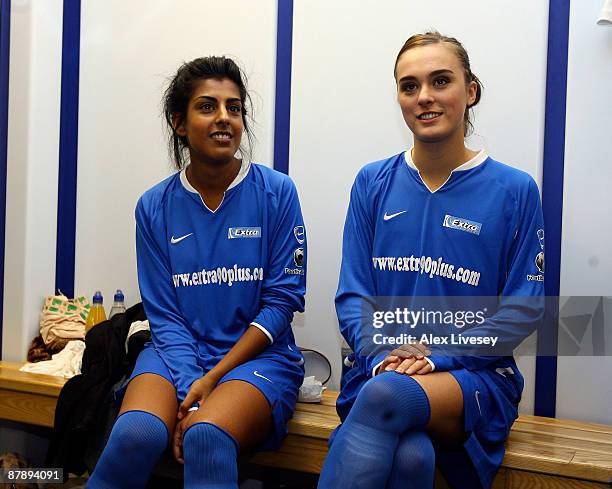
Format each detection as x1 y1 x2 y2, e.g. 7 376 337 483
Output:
273 0 294 175
535 0 571 418
55 0 81 299
0 0 11 358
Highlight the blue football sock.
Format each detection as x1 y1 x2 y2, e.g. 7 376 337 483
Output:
183 422 239 489
86 410 168 489
317 373 431 489
435 448 483 489
386 429 435 489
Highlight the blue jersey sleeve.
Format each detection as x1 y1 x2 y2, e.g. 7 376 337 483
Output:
135 197 204 402
430 177 545 371
335 171 386 376
251 178 306 343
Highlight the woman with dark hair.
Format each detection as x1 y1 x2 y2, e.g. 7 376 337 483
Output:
318 32 544 489
87 56 307 489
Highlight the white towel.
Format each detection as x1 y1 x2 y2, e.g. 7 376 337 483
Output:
125 320 150 353
598 0 612 25
20 340 85 378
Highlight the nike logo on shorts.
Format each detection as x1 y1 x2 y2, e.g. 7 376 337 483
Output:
170 233 193 244
383 210 407 221
254 371 273 383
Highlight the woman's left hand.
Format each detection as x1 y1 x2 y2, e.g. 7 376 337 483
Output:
387 356 433 375
382 342 433 375
177 375 217 421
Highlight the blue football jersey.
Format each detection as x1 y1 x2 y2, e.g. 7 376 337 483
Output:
336 150 544 377
135 161 307 401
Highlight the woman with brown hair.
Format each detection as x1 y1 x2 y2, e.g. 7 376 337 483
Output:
319 32 544 489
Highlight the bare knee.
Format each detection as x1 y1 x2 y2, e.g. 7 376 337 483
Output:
183 413 217 433
182 411 243 445
120 373 178 432
182 381 272 449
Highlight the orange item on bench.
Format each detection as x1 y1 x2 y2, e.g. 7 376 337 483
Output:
40 295 90 344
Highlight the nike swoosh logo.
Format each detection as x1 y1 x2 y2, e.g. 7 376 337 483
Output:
170 233 193 244
475 390 481 415
383 210 407 221
253 371 273 383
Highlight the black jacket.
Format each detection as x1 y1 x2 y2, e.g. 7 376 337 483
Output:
46 302 147 475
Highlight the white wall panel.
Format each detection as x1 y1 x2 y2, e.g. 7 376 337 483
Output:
9 0 608 424
557 0 612 424
3 0 62 361
289 0 548 397
75 0 277 308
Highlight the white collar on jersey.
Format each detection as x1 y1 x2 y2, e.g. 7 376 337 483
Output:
404 148 488 194
180 159 251 194
404 148 488 172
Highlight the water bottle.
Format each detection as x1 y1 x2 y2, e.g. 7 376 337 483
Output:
85 291 107 331
109 289 126 318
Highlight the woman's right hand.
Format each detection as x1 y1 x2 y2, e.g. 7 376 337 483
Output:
377 341 432 375
174 374 218 462
177 375 217 421
173 409 195 463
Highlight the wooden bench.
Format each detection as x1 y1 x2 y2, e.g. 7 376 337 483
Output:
1 361 611 488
